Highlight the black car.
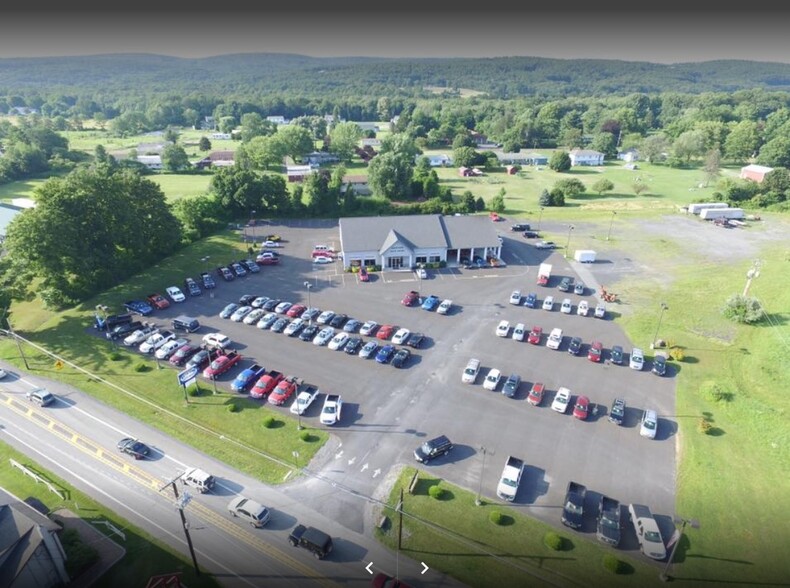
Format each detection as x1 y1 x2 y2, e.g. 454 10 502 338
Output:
609 397 626 425
184 277 201 296
343 336 363 355
241 259 260 273
239 294 257 306
105 320 142 340
558 277 573 292
299 324 320 342
392 348 411 368
413 435 453 463
117 437 150 460
185 349 212 370
523 230 540 238
511 223 530 231
262 298 281 312
652 354 667 376
502 373 521 398
406 332 425 349
200 272 216 290
568 336 582 355
217 266 235 281
328 313 348 328
610 345 624 365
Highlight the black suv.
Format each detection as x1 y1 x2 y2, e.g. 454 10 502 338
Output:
414 435 453 463
558 277 574 292
184 277 201 296
288 524 333 559
511 223 530 231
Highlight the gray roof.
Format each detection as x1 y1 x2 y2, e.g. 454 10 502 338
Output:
340 214 500 252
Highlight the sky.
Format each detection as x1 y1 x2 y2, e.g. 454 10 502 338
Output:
1 8 790 64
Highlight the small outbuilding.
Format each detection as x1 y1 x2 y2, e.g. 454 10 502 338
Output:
739 164 774 183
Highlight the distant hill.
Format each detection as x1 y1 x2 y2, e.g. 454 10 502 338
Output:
3 53 790 98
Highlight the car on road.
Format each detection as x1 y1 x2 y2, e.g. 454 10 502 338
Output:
567 336 582 356
166 286 186 303
392 327 411 345
574 282 585 295
219 303 240 319
527 382 545 406
123 299 154 316
343 336 363 355
116 437 151 460
523 230 540 239
527 326 543 345
376 344 396 364
588 341 604 363
495 320 510 337
630 347 645 370
421 295 441 311
202 332 231 350
511 223 530 232
230 306 253 322
560 298 573 314
401 290 420 307
146 293 170 310
576 300 589 316
26 388 55 407
317 310 335 325
640 409 658 439
270 317 289 333
546 327 563 350
534 240 556 249
610 345 624 365
524 292 538 308
483 368 502 391
169 343 200 367
298 324 320 342
286 304 307 318
376 324 396 340
609 397 626 425
227 496 271 528
284 318 305 337
243 308 267 325
328 313 348 328
359 320 378 336
652 353 668 376
313 327 335 346
392 348 412 368
509 290 522 305
573 395 590 420
502 373 521 398
359 340 379 359
542 296 555 311
437 299 453 315
551 387 572 413
328 331 350 350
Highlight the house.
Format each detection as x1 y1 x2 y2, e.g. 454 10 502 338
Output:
569 149 605 166
194 150 235 169
304 152 340 166
286 165 315 182
420 154 452 167
339 214 502 270
360 138 381 148
739 164 774 183
266 116 287 125
353 122 380 133
136 155 162 170
470 131 489 145
459 167 483 177
200 116 216 130
340 175 372 196
617 147 639 162
0 495 70 588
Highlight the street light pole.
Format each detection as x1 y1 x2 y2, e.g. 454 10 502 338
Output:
475 446 487 506
250 210 256 244
660 516 699 582
607 211 617 241
537 206 544 232
652 302 669 349
304 281 313 326
564 224 575 258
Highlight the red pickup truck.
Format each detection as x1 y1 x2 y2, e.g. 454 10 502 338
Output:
250 370 284 399
269 375 301 406
202 350 242 379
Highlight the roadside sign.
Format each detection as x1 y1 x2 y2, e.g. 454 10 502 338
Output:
54 360 64 370
177 367 199 386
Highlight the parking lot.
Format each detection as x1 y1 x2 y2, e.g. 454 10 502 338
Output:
102 218 677 558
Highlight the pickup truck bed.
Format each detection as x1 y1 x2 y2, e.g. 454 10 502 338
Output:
561 481 587 529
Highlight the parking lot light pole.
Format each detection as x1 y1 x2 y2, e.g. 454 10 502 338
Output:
475 446 487 506
304 282 313 326
660 516 699 582
607 211 617 241
564 224 575 258
250 210 256 244
652 302 669 349
538 206 544 232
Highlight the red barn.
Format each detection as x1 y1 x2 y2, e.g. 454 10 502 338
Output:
740 164 774 183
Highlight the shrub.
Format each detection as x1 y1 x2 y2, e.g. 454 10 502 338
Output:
544 532 564 551
428 485 445 500
489 511 504 525
133 362 150 373
262 415 276 428
188 387 201 397
227 403 239 413
698 418 713 434
701 381 733 403
602 554 627 574
722 294 764 324
669 346 685 361
299 430 312 441
108 351 123 361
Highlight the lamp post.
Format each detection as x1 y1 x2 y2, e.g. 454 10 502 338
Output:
607 211 617 241
564 224 575 258
652 302 669 349
475 446 487 506
250 210 256 244
304 281 313 326
660 515 699 582
537 206 544 232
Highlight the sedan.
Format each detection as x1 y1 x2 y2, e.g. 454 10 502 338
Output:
328 313 348 328
406 332 425 349
574 282 585 295
527 382 545 406
509 290 522 305
313 327 335 346
359 340 379 359
166 286 186 303
524 292 538 308
263 240 282 248
117 437 151 460
573 395 590 420
609 397 626 425
284 318 306 337
401 290 420 306
317 310 335 325
275 301 293 314
251 296 270 309
376 344 396 364
542 296 554 311
343 336 363 355
577 300 589 316
421 295 441 311
239 294 257 306
301 307 321 322
512 323 526 342
392 348 411 368
359 320 378 336
640 409 658 439
560 298 573 314
534 241 557 249
358 267 370 282
243 308 266 325
630 348 645 370
502 374 521 398
298 324 320 342
376 324 396 340
286 304 307 318
328 332 350 350
483 368 502 391
495 320 510 337
219 303 240 319
587 341 604 363
652 354 668 376
527 326 543 345
392 328 411 345
270 317 289 333
262 298 281 312
610 345 625 365
169 344 200 367
567 336 583 356
437 299 453 315
185 349 212 370
551 387 571 413
230 306 253 322
343 319 362 333
256 313 278 330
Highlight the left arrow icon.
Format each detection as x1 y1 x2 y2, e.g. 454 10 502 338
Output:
365 562 374 574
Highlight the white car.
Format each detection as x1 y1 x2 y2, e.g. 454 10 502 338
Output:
320 394 343 425
230 306 253 322
594 303 607 319
202 332 231 350
313 327 335 346
437 299 453 315
495 320 510 337
392 328 411 345
166 286 186 302
123 326 158 346
0 367 7 379
509 290 522 305
577 300 589 316
139 332 169 354
483 368 502 391
630 347 645 370
284 318 305 336
640 409 658 439
155 338 188 360
546 327 563 350
328 331 350 350
542 296 555 311
512 323 526 342
551 387 572 413
313 256 334 265
290 387 321 415
274 301 293 314
560 298 572 314
416 267 428 279
359 320 378 335
243 308 266 325
251 296 270 309
263 240 282 248
317 310 335 325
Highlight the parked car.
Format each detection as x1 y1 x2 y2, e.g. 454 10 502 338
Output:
534 241 556 249
313 256 334 265
358 267 369 282
576 300 589 316
200 272 216 290
542 296 555 311
286 304 307 318
560 298 573 314
573 395 590 420
284 318 305 337
343 336 363 355
527 382 545 406
512 323 527 342
495 320 510 337
123 299 154 316
415 267 428 279
558 277 573 292
155 337 188 360
359 340 378 359
527 326 543 345
652 353 668 376
401 290 420 306
640 409 658 439
567 336 583 355
230 306 253 322
217 266 235 281
146 293 170 310
376 344 396 364
587 341 604 363
609 397 626 425
392 327 411 345
219 303 239 319
437 299 454 315
413 435 453 464
169 344 200 367
328 331 350 350
230 262 247 277
343 318 362 333
610 345 624 365
298 324 320 342
185 349 212 371
630 347 645 370
239 294 257 306
251 296 270 309
551 387 571 413
241 259 260 273
422 295 441 311
546 327 563 350
202 332 231 350
313 327 335 346
502 373 521 398
524 292 538 308
483 368 502 391
574 282 585 295
509 290 522 305
392 348 411 368
262 298 282 312
376 324 396 340
406 332 425 348
594 303 607 319
317 310 335 325
270 317 289 333
359 320 378 336
275 301 293 314
328 313 348 328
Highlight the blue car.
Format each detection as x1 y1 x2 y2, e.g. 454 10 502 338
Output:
231 364 266 393
524 292 538 308
376 345 396 364
421 295 441 311
123 299 154 316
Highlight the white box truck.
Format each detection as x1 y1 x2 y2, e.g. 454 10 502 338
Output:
574 250 596 263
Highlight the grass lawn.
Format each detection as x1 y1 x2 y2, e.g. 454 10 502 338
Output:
0 442 220 588
0 177 49 203
149 174 213 201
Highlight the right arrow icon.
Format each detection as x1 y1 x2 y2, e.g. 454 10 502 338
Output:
421 562 429 574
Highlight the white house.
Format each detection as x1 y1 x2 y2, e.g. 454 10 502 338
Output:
136 155 162 170
569 149 605 166
286 165 315 182
421 154 453 167
617 148 639 162
266 116 287 125
361 138 381 147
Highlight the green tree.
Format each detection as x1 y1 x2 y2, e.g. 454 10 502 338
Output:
673 130 706 163
161 144 190 171
640 133 670 163
548 151 571 172
722 294 764 324
461 191 476 213
554 178 586 198
276 125 314 161
762 167 790 194
490 193 505 213
703 148 722 187
240 112 274 142
453 146 478 168
724 120 761 162
368 151 414 200
198 137 212 151
164 128 180 144
329 122 363 162
758 136 790 168
539 189 553 206
592 178 614 195
633 181 648 196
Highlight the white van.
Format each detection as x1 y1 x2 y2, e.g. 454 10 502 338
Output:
181 467 216 493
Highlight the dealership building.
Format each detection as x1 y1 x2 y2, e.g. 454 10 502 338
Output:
338 214 502 270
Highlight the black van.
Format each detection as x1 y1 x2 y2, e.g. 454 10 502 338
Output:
288 524 333 559
171 315 200 333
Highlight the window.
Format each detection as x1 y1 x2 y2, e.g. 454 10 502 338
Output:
415 256 427 264
429 255 441 263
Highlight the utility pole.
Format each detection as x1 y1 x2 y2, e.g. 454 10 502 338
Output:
652 302 669 348
475 446 487 506
6 317 29 370
159 477 200 576
742 259 762 297
564 225 575 259
607 211 617 241
660 516 699 582
397 488 404 550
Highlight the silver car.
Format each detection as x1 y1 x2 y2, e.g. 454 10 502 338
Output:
228 496 271 528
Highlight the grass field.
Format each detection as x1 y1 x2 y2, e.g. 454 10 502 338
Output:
149 174 213 201
0 442 220 588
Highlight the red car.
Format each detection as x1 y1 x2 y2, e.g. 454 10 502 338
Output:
359 267 369 282
527 326 543 345
250 370 284 399
146 293 170 310
168 343 200 366
376 324 396 340
202 351 241 379
527 382 545 406
401 290 419 306
573 395 590 420
587 341 604 363
286 304 306 318
268 376 300 406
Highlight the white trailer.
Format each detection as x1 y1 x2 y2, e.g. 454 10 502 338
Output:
574 249 596 263
688 202 729 215
700 207 745 220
